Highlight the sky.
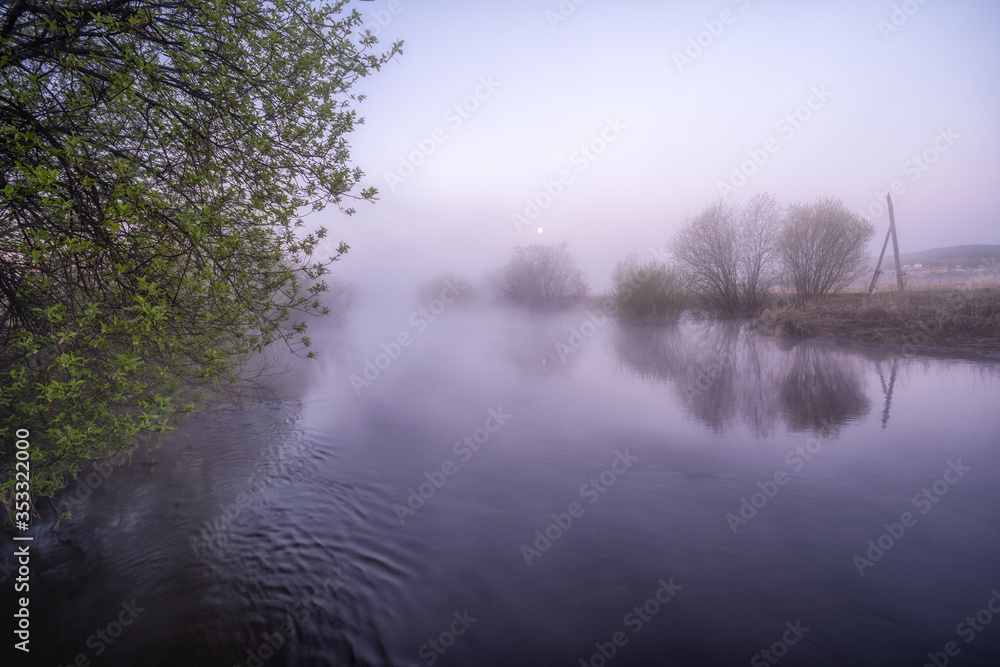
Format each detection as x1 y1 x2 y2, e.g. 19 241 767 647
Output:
314 0 1000 292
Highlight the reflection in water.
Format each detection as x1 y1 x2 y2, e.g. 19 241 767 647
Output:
499 307 594 378
12 305 1000 667
613 321 870 434
779 346 871 434
876 357 899 429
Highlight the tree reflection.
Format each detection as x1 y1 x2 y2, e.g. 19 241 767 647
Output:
612 321 871 435
779 346 871 434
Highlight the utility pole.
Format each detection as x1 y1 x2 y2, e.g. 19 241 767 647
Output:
868 225 891 292
868 194 905 292
887 194 905 292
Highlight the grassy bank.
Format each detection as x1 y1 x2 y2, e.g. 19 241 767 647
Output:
754 286 1000 349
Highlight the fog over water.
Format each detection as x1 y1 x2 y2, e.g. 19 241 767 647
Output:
5 2 1000 666
319 0 1000 292
13 297 1000 666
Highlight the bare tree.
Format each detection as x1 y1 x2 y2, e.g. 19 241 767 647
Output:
489 244 589 308
779 198 875 299
670 192 782 315
739 192 783 310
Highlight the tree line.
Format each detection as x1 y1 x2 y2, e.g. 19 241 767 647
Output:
491 193 875 321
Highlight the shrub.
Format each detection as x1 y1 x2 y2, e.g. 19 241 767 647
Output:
611 256 691 323
779 198 876 299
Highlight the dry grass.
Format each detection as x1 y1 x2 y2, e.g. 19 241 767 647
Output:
754 285 1000 349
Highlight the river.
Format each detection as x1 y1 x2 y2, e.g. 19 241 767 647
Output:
6 299 1000 666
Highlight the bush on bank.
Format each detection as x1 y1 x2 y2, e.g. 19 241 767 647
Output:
611 256 692 324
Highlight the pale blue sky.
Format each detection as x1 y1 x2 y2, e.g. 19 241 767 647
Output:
321 0 1000 290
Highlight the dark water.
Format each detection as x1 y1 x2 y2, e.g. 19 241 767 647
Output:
5 303 1000 667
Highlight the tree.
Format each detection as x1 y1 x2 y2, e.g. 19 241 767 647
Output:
610 255 690 324
489 244 589 308
779 198 875 299
670 192 782 315
0 0 401 507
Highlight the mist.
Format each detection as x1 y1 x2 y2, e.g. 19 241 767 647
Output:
307 0 1000 296
9 3 1000 666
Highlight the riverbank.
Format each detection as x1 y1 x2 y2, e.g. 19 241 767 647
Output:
753 286 1000 349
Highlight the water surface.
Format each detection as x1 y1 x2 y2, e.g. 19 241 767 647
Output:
6 304 1000 666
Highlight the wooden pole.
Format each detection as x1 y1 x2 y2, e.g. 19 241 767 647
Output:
887 194 904 291
868 224 892 293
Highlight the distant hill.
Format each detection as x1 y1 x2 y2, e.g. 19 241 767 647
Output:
896 245 1000 269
